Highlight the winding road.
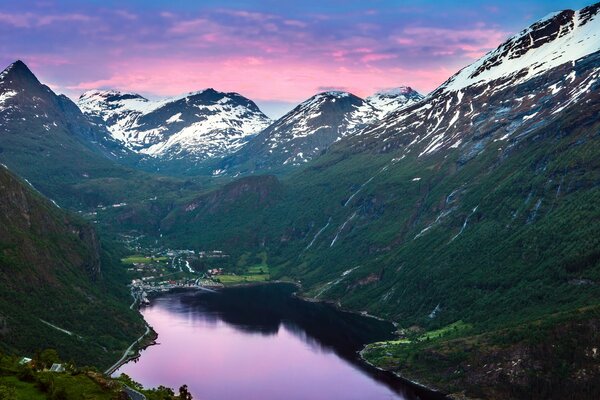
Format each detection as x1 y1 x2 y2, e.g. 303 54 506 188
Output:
104 324 151 376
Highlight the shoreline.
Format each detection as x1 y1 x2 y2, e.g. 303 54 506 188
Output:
115 280 447 399
104 325 158 377
291 287 448 400
358 348 448 400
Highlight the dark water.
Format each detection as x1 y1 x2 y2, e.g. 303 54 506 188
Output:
116 283 436 400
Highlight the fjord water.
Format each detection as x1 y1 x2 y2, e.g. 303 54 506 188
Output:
116 284 427 400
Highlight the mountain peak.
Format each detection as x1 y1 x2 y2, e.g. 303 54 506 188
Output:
77 86 271 162
0 60 40 86
366 86 423 117
79 89 147 102
372 86 418 97
315 91 353 99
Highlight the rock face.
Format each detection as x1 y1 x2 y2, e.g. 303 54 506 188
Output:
77 88 271 163
0 61 120 155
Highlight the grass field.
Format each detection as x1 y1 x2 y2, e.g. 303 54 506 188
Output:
121 255 168 264
417 320 472 341
0 372 117 400
217 273 270 285
247 265 268 274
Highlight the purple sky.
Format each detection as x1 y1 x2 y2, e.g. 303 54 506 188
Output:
0 0 592 117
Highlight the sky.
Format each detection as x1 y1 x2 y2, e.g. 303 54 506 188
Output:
0 0 592 117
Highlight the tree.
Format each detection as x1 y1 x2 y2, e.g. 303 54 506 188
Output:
157 385 174 396
178 384 193 400
39 349 60 369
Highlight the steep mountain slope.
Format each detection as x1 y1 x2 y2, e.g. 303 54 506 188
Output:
154 4 600 398
78 88 271 165
352 3 600 158
0 60 200 210
0 164 144 368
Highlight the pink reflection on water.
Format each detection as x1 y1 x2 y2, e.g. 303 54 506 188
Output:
116 295 406 400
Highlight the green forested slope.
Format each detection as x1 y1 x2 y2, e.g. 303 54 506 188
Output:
0 165 144 369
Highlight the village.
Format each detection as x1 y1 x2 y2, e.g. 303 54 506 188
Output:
118 238 271 308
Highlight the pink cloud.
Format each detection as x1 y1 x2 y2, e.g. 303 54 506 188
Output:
361 53 396 63
168 18 213 34
3 6 519 109
114 10 138 21
63 56 453 103
0 12 30 28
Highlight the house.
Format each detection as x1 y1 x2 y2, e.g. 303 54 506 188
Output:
18 357 32 365
50 363 65 372
213 268 224 275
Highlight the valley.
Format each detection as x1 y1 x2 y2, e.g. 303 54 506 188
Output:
1 2 600 399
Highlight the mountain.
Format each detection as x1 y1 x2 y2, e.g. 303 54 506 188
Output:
365 87 423 118
0 60 200 211
77 88 271 165
0 163 144 368
349 2 600 159
219 91 385 174
0 61 126 158
154 3 600 398
219 88 423 175
78 87 421 176
0 60 132 206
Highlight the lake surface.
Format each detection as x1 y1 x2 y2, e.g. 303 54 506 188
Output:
115 283 434 400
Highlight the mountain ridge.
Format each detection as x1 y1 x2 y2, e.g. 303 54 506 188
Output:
218 88 422 174
77 87 272 164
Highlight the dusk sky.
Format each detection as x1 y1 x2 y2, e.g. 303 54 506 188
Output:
0 0 592 117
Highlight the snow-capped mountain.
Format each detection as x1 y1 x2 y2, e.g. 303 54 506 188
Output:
219 91 379 173
77 88 271 162
0 60 120 154
365 87 423 118
351 3 600 161
219 88 423 174
0 60 137 204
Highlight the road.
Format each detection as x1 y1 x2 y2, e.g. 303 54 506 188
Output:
123 385 146 400
129 291 138 309
104 324 151 376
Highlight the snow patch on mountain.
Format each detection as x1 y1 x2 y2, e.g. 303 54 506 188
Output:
0 90 17 108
